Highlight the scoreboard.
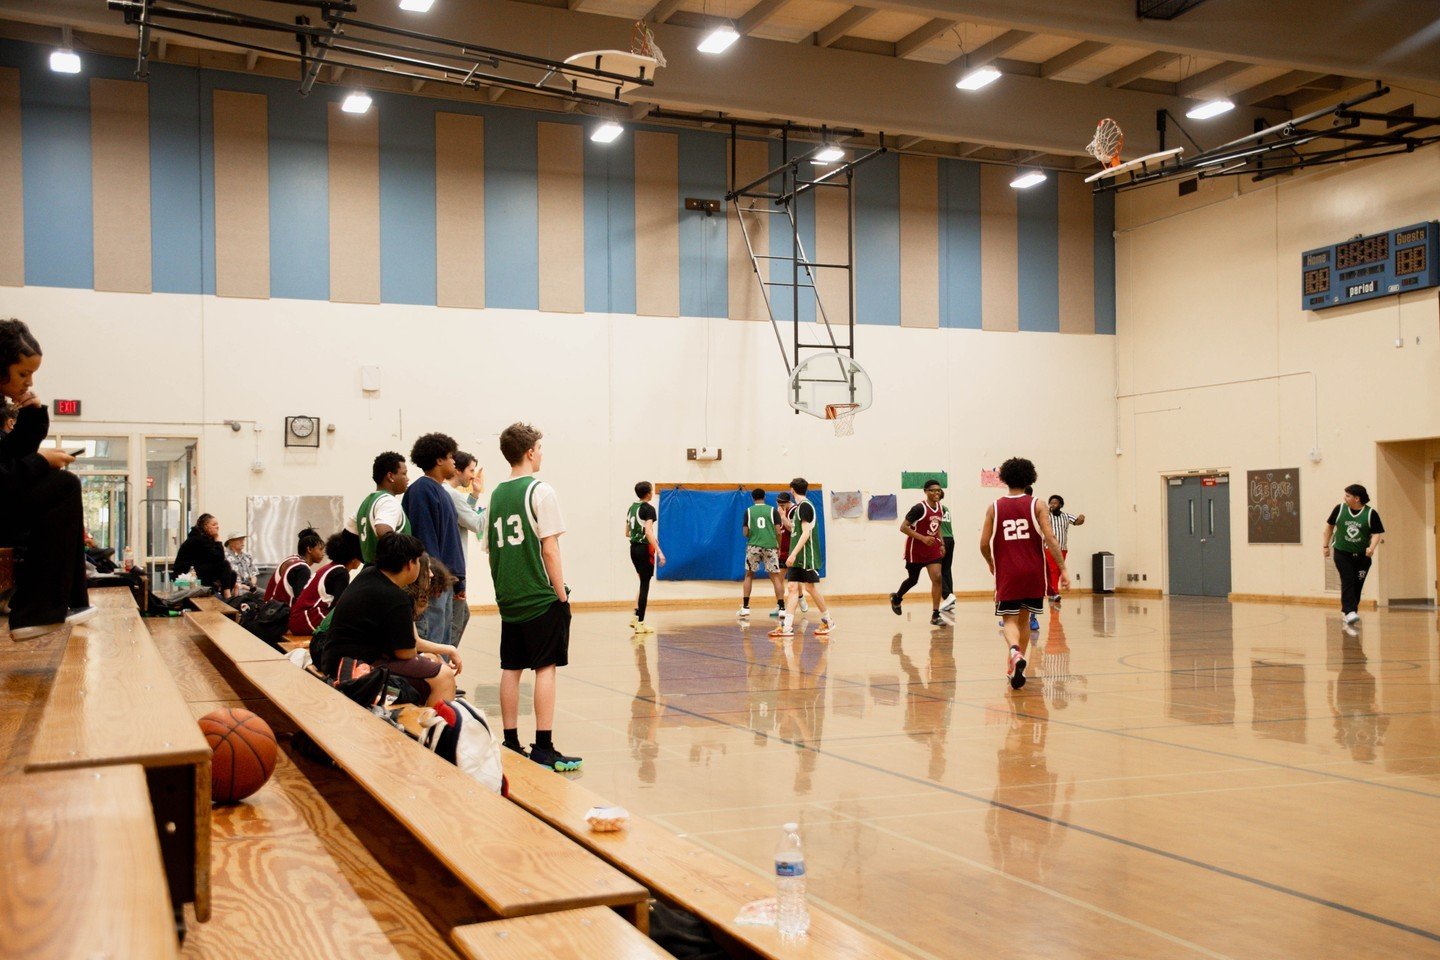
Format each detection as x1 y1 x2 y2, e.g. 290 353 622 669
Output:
1300 221 1439 310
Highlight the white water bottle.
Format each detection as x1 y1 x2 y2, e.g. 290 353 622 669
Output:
774 822 809 937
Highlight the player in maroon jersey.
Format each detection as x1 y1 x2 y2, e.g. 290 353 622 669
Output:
979 458 1068 689
890 479 948 625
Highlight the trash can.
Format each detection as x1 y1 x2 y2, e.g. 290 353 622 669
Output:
1092 551 1115 594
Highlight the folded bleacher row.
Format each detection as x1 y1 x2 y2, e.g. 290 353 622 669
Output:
5 580 909 959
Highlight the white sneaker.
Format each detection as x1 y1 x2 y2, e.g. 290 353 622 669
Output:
737 606 751 618
800 597 810 613
768 616 794 638
66 606 97 626
1343 611 1360 625
10 621 63 641
939 593 957 611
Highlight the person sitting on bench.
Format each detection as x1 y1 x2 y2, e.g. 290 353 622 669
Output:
265 527 325 604
173 513 238 597
319 533 460 708
288 531 362 635
0 319 94 640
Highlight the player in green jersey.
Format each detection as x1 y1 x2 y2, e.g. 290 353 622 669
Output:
769 477 834 639
486 422 580 772
739 487 785 620
625 482 665 634
347 451 411 565
1324 483 1384 628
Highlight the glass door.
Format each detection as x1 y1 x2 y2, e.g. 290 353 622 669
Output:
40 435 131 562
144 437 198 565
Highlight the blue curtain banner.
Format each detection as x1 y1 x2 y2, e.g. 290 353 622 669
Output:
656 488 826 581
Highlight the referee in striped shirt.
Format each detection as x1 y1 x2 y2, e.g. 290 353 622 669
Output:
1046 495 1085 605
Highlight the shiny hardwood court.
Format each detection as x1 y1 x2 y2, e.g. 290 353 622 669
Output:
466 595 1439 960
94 596 1439 958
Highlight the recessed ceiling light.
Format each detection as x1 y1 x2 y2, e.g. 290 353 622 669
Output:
813 146 844 164
1010 170 1047 189
398 0 435 10
341 92 373 114
592 121 624 143
955 64 1001 91
698 25 740 54
1186 99 1235 120
49 49 81 74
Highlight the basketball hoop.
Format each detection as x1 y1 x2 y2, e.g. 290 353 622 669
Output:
1087 118 1124 168
825 403 860 437
631 19 667 67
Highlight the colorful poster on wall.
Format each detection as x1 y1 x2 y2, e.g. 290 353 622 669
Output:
901 471 947 489
980 467 1006 488
1247 468 1301 543
830 490 862 519
867 494 898 521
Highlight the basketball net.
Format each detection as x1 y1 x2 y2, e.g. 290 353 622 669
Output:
1087 118 1124 168
825 403 860 437
631 20 667 67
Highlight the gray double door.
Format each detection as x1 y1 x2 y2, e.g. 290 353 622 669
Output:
1166 476 1232 597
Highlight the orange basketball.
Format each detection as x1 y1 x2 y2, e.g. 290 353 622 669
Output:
200 707 277 804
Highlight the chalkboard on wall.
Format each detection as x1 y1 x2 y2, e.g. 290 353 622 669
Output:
1247 469 1300 544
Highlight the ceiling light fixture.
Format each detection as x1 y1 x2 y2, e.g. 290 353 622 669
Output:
49 49 82 74
955 64 1001 91
398 0 436 10
697 24 740 54
341 91 373 114
812 145 845 164
1186 98 1235 120
1009 170 1047 189
592 121 624 143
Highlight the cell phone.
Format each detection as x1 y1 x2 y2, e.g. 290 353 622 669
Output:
66 447 86 457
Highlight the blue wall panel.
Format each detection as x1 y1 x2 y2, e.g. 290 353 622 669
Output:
484 109 538 310
148 64 204 295
9 42 93 289
1094 191 1116 335
1016 175 1060 332
378 94 436 306
268 88 329 301
677 130 727 318
583 129 636 314
854 152 900 326
938 159 982 329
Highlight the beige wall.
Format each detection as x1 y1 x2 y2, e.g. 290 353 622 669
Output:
1114 143 1440 603
0 285 1119 604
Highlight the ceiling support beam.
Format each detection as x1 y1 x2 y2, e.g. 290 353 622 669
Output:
737 0 793 35
1040 40 1108 78
949 29 1032 68
1176 59 1251 98
895 18 954 59
1095 50 1179 87
1235 69 1325 105
644 0 685 25
815 6 878 48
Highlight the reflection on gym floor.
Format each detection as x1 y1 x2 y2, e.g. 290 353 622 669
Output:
466 596 1440 960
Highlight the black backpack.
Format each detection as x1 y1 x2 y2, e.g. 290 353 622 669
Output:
237 598 290 651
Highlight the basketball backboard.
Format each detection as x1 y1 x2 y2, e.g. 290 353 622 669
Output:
787 352 873 420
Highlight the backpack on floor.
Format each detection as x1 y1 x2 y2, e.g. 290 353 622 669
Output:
237 598 290 651
390 698 505 794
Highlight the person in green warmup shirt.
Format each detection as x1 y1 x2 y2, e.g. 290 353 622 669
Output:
1324 483 1383 628
625 481 665 635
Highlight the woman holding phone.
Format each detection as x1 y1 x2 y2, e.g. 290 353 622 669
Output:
0 319 93 640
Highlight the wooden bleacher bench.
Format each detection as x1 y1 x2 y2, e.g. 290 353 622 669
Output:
218 648 649 925
26 605 212 923
189 593 239 618
451 906 674 960
0 764 180 959
500 753 911 959
184 610 286 662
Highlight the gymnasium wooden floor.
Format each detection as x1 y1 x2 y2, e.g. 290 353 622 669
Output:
10 594 1432 958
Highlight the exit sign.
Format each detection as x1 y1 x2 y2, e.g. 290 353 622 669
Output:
54 398 82 417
